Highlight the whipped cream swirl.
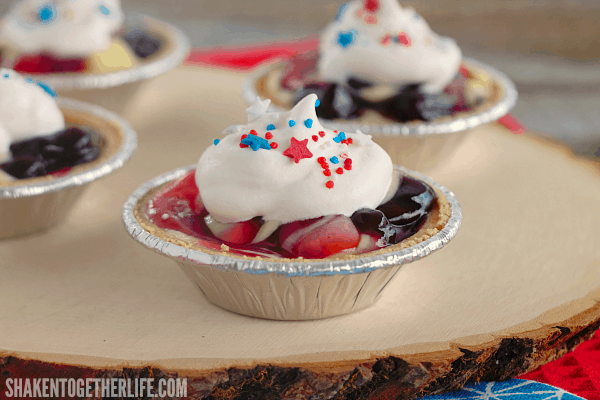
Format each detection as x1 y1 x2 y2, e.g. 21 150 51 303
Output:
318 0 462 94
196 94 393 224
0 0 124 57
0 68 64 159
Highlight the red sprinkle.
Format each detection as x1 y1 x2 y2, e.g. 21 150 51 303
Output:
334 130 338 133
344 164 352 170
317 157 326 164
318 131 325 137
398 32 412 47
312 135 319 142
347 138 353 144
344 158 352 164
336 168 344 175
321 162 329 169
240 143 249 148
326 181 334 189
323 169 331 177
249 130 257 135
241 134 248 140
265 132 273 139
270 142 278 149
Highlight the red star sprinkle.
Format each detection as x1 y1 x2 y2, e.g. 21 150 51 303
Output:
283 137 313 163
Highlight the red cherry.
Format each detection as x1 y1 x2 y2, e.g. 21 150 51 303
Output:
209 218 262 245
279 215 360 258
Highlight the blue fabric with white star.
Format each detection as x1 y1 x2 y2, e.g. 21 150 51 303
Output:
241 134 271 151
419 379 585 400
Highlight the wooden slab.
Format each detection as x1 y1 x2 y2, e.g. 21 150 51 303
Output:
1 66 599 399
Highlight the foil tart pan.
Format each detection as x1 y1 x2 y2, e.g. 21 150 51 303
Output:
0 98 137 239
242 57 518 172
122 165 462 320
16 13 191 115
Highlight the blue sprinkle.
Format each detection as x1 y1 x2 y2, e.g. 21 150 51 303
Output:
38 3 56 23
3 74 9 78
99 5 110 15
304 119 313 128
288 120 296 127
213 139 220 145
315 99 320 108
267 124 276 130
36 81 56 97
333 132 346 143
330 156 339 164
26 78 33 83
241 134 271 151
337 29 357 49
335 3 349 21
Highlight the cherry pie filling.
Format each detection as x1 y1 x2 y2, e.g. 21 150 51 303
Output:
0 127 101 179
145 170 438 259
282 51 474 123
1 30 162 74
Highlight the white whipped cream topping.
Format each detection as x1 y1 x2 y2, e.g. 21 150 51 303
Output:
0 68 65 158
196 94 393 224
318 0 462 94
0 0 124 57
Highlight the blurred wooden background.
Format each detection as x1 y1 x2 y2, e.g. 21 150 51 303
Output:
2 0 598 156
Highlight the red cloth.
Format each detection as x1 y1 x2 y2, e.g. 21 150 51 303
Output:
185 41 599 399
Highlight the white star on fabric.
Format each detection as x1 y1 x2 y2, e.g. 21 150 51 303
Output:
246 97 271 122
419 380 584 400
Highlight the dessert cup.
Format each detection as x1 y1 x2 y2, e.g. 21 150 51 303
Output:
242 57 518 172
122 164 461 321
0 98 137 239
1 13 190 115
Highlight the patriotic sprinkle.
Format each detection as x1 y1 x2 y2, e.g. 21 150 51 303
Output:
318 131 325 137
323 169 331 176
267 124 276 130
288 119 296 127
312 135 319 142
326 181 334 189
336 168 344 175
283 137 313 163
315 99 321 107
304 119 313 128
265 132 273 140
270 142 278 149
241 134 271 151
213 139 220 145
330 156 339 164
333 132 346 143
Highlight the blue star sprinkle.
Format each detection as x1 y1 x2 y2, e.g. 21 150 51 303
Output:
26 78 33 83
241 134 271 151
337 30 357 49
288 119 296 127
304 119 313 128
37 82 56 97
333 132 346 143
38 3 56 23
99 5 110 15
330 156 339 164
267 124 276 130
3 74 9 78
213 139 220 145
315 99 320 107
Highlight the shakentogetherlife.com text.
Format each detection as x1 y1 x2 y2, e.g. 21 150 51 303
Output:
4 377 188 398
